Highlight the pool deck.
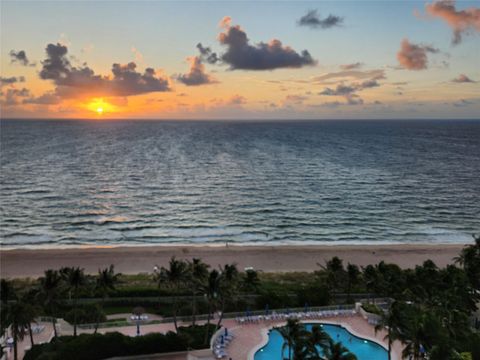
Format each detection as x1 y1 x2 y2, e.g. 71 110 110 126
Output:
226 314 403 360
10 315 403 360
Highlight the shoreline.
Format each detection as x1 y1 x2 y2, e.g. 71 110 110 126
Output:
0 243 466 278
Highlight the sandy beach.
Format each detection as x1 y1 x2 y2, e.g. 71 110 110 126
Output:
0 243 466 278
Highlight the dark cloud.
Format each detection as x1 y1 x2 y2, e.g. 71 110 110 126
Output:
298 10 343 29
313 69 385 82
196 43 219 64
319 84 356 96
39 43 170 98
0 87 30 106
0 76 25 86
285 94 308 104
9 50 34 66
360 79 380 88
452 74 476 83
227 94 246 105
23 92 61 105
176 56 217 86
397 39 439 70
217 17 316 70
318 77 382 106
340 62 363 70
425 0 480 44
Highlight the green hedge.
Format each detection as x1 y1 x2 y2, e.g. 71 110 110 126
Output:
361 303 383 315
24 324 215 360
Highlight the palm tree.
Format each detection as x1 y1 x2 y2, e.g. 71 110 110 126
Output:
187 258 209 326
375 301 403 360
95 265 119 333
454 234 480 290
155 257 188 332
306 324 331 359
203 269 221 344
64 267 86 336
216 263 239 330
5 301 31 360
320 257 346 300
242 269 260 292
346 264 360 303
38 270 62 338
1 279 15 339
19 290 39 348
401 312 428 360
322 339 357 360
275 318 308 360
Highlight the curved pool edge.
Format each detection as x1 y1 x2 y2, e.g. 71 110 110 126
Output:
249 319 400 360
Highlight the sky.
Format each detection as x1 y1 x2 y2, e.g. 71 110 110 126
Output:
0 0 479 119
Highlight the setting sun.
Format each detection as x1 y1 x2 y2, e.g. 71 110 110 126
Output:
87 98 116 116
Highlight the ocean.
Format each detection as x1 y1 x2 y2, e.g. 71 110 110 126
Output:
1 119 479 248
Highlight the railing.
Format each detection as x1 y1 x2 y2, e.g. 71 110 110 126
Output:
78 303 357 330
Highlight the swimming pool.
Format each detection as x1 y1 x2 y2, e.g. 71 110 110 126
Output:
254 323 388 360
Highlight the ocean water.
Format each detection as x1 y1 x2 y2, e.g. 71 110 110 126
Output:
0 119 479 249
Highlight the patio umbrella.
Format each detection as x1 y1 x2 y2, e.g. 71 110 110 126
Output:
220 335 224 345
224 328 228 337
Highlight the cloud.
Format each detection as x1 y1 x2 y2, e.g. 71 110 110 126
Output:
396 38 439 70
298 10 343 29
176 56 217 86
227 94 246 105
196 43 219 64
217 17 316 70
284 94 308 104
0 76 25 86
313 69 385 82
452 74 476 83
81 43 94 54
318 77 381 106
131 47 144 63
425 0 480 44
319 84 356 96
340 62 363 70
0 87 30 106
9 50 34 66
452 98 475 107
39 43 170 98
360 79 380 88
23 92 61 105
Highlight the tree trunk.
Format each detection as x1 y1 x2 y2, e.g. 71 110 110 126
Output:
215 297 225 330
28 323 34 347
388 339 391 360
13 326 18 360
173 296 178 332
95 296 105 334
51 317 57 338
73 290 78 336
204 301 211 345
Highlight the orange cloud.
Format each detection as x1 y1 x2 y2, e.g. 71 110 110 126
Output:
425 0 480 44
397 39 439 70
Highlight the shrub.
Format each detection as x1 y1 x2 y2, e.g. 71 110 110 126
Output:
24 324 215 360
361 303 383 315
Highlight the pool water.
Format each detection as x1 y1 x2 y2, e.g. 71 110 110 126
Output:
254 323 388 360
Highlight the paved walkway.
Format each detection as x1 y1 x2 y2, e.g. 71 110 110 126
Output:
11 316 403 360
